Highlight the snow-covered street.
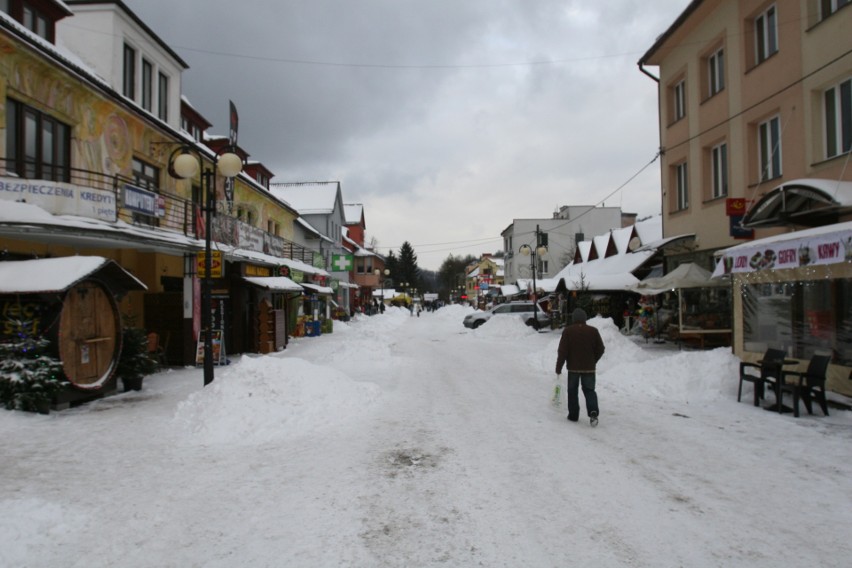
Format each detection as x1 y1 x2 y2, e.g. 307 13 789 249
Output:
2 305 852 567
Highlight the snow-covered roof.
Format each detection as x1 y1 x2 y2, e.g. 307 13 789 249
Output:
551 215 667 291
270 183 339 215
301 282 334 295
343 204 363 225
243 276 302 292
0 256 146 294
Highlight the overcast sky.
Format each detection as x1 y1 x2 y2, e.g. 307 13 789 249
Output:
124 0 688 270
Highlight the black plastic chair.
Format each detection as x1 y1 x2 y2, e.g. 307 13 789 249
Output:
738 348 786 407
780 355 831 417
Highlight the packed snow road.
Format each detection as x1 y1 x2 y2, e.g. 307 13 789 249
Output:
2 305 851 567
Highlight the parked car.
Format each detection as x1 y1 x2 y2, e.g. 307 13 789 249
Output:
463 301 550 330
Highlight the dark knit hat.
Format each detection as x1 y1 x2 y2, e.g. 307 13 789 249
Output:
572 308 587 323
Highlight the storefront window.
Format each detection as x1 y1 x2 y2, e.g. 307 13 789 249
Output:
743 279 851 364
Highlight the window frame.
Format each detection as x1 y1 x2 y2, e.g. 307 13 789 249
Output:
673 79 686 122
675 162 689 211
5 98 71 182
707 47 725 97
141 58 153 112
157 71 169 121
755 4 778 65
824 77 851 159
820 0 851 20
711 142 729 199
131 157 161 227
123 43 136 99
758 115 782 181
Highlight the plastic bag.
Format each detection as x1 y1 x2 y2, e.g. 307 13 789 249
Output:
551 374 564 409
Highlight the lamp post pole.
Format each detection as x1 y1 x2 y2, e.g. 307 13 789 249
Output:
520 224 547 330
169 146 242 387
201 168 215 386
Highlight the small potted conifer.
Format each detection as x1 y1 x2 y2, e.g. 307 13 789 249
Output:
115 327 158 392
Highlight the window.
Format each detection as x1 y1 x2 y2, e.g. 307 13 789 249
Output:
758 115 782 181
824 78 851 159
22 4 48 39
123 44 136 99
755 5 778 64
141 59 153 111
708 48 725 97
158 72 169 121
743 279 852 365
675 162 689 210
711 142 728 198
131 158 160 227
820 0 851 20
672 79 686 122
5 99 71 182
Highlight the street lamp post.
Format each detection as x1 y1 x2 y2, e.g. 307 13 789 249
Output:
169 146 242 386
374 268 389 311
519 225 548 330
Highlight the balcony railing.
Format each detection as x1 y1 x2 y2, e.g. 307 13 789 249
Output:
0 161 316 264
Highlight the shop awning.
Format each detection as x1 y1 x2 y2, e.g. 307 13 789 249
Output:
634 263 727 295
243 276 303 292
301 282 334 295
712 221 852 277
0 256 146 295
741 179 852 228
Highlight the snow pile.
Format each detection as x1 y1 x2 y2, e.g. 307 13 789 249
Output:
587 316 741 403
173 355 381 445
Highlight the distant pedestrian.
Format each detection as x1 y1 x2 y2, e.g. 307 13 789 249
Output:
555 308 605 427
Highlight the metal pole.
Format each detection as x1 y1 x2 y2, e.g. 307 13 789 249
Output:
202 168 215 386
531 225 539 327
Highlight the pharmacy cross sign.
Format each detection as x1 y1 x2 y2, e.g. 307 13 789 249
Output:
332 254 354 271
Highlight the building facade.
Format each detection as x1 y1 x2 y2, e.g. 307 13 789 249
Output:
640 0 852 395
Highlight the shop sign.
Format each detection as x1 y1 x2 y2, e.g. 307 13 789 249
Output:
123 184 164 217
197 250 223 278
729 215 754 239
277 265 290 277
725 198 750 216
0 175 116 221
289 269 305 283
238 223 264 253
244 264 272 277
312 252 324 269
713 226 852 277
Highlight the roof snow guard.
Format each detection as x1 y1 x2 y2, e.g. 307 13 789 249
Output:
742 179 852 229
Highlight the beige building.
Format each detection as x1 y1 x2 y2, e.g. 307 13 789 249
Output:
640 1 852 397
639 0 851 267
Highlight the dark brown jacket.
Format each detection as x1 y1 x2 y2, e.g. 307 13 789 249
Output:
555 322 605 374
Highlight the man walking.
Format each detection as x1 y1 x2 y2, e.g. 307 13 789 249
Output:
555 308 605 427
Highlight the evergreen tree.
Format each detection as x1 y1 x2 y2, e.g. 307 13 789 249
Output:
385 250 399 287
0 333 66 412
397 241 421 290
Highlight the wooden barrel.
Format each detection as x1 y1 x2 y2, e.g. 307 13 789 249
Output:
57 280 121 390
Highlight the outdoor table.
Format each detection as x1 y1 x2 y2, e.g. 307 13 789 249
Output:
762 358 799 413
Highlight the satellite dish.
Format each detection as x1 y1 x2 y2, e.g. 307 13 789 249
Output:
628 237 641 251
